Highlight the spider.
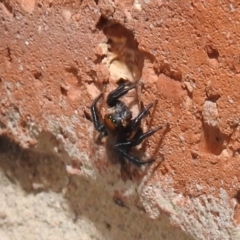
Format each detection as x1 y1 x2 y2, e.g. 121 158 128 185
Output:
90 83 162 166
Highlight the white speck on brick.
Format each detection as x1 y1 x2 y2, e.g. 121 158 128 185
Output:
202 100 219 127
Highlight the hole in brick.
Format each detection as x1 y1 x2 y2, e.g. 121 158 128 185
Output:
33 71 42 80
191 151 198 160
207 94 220 102
93 55 105 64
44 95 52 102
7 47 12 63
205 44 219 59
60 86 68 96
105 222 111 230
96 16 109 30
83 110 92 122
116 78 129 86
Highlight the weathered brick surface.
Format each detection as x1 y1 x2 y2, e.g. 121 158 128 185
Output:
1 1 240 239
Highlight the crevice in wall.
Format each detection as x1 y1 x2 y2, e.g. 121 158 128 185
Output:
95 16 145 84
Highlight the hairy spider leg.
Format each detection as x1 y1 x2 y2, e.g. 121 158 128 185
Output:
90 93 107 139
114 126 163 165
107 83 136 107
147 99 158 131
130 102 155 131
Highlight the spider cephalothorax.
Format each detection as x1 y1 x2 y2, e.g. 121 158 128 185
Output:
91 83 162 166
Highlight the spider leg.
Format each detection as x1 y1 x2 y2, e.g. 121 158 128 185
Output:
115 147 154 165
115 126 162 149
131 102 155 131
146 100 158 131
132 126 163 146
114 126 162 165
141 100 159 151
90 93 107 136
107 83 136 107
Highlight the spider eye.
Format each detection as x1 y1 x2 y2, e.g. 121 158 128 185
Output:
107 115 117 126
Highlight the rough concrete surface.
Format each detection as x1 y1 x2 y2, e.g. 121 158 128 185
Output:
1 0 240 239
0 136 193 240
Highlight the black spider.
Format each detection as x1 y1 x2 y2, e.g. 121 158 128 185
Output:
90 83 162 166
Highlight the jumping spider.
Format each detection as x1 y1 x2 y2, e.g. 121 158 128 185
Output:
91 83 162 166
